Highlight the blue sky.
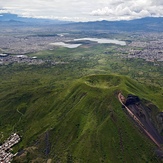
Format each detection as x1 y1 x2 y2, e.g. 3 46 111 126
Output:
0 0 163 22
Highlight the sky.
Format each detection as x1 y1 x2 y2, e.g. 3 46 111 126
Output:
0 0 163 22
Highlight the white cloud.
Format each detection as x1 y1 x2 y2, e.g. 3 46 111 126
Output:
0 9 10 14
0 0 163 21
90 0 163 20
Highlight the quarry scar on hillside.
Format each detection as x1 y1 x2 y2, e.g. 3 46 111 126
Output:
118 93 163 148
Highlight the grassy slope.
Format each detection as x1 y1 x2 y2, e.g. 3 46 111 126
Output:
45 74 161 162
2 73 160 162
0 32 163 162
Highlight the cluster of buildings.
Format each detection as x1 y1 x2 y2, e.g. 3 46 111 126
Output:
125 33 163 62
111 33 163 63
0 133 20 163
0 34 71 54
0 54 64 65
0 53 44 65
127 40 163 62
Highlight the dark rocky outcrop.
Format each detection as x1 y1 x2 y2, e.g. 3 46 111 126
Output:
125 94 140 106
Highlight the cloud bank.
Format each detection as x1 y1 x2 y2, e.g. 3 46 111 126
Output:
0 0 163 21
90 0 163 20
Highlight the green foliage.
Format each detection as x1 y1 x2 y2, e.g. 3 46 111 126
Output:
0 43 163 162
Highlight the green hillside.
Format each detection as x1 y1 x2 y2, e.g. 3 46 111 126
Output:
42 75 161 162
0 73 162 162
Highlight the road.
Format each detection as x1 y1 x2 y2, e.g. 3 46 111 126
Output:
118 93 163 148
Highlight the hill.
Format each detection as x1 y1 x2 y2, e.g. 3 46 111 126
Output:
0 13 71 25
0 71 162 162
1 13 163 31
63 17 163 32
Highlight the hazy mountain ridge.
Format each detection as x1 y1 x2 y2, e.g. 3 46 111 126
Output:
65 17 163 32
1 13 163 31
0 13 71 25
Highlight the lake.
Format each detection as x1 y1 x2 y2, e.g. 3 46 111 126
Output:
50 38 126 48
74 38 126 46
50 42 82 48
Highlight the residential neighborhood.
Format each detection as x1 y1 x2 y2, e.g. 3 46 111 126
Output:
0 133 20 163
0 53 45 65
127 39 163 62
0 54 68 65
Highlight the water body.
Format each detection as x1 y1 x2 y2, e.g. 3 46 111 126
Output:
74 38 126 46
50 38 126 48
50 42 82 48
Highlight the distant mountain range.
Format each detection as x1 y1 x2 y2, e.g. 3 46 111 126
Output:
0 13 71 25
64 17 163 32
1 13 163 31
